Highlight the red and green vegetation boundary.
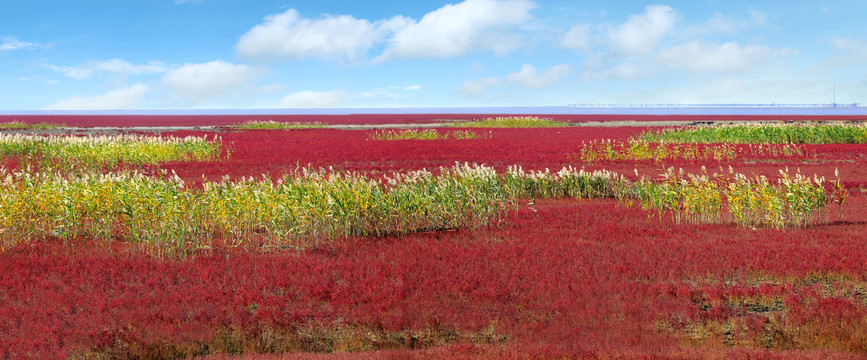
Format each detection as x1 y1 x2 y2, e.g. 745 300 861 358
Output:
3 198 865 359
0 120 865 359
2 114 866 127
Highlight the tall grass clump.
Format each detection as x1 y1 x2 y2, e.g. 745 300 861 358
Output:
231 120 325 130
641 123 867 144
0 160 847 254
632 167 847 228
369 129 485 140
577 139 809 163
0 163 512 255
0 162 644 255
451 116 567 128
501 165 630 200
0 134 222 171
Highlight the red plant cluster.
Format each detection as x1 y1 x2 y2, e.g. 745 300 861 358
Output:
150 128 867 189
157 127 645 182
2 197 866 359
3 114 866 127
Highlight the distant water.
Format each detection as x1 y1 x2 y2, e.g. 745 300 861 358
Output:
1 105 866 116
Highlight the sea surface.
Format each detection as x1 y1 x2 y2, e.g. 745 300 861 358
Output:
1 105 865 116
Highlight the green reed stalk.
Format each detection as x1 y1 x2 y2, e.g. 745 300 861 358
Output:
577 139 808 163
450 116 567 128
640 123 867 144
0 163 845 255
231 120 325 130
0 134 222 171
0 121 66 130
632 167 844 228
369 129 484 140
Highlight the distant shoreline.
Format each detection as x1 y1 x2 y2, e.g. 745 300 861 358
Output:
1 105 865 116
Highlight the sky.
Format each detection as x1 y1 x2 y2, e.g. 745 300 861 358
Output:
0 0 865 110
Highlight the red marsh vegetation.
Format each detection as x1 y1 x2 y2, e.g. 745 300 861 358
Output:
0 116 865 359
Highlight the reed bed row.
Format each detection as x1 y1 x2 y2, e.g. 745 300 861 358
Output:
0 133 222 171
0 164 505 255
576 139 810 163
633 167 847 228
502 165 630 200
0 163 844 255
450 116 567 128
0 163 627 255
641 123 867 144
230 120 325 130
0 121 66 130
369 129 486 140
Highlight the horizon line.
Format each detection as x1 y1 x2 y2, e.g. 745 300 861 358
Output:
0 104 865 116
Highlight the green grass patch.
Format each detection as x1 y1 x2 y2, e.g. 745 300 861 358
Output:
231 120 325 130
640 123 867 144
450 116 568 128
0 134 223 171
0 121 66 130
576 139 810 163
369 129 486 140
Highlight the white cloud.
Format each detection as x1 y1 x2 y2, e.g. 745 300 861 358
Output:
820 37 867 69
162 60 259 102
378 0 535 61
604 63 645 80
748 8 768 27
457 63 570 98
278 90 346 108
49 59 167 80
702 13 741 34
256 83 284 94
236 9 409 61
17 76 58 85
658 40 774 73
643 75 851 105
0 36 39 51
685 8 768 37
560 24 591 51
608 5 676 56
359 85 423 99
236 0 535 62
457 77 502 97
44 83 149 110
506 64 572 88
829 37 863 52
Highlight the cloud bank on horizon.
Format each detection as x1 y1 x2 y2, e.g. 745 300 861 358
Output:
1 0 865 110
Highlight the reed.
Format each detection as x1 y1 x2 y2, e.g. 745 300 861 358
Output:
0 160 844 255
640 123 867 144
450 116 567 128
231 120 325 130
0 164 510 255
0 162 633 255
632 167 846 228
369 129 485 140
0 121 66 130
0 133 222 171
577 139 809 163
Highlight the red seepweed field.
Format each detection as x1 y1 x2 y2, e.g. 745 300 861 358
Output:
3 113 867 127
1 114 866 359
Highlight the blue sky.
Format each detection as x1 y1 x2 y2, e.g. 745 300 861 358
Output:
1 0 865 109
